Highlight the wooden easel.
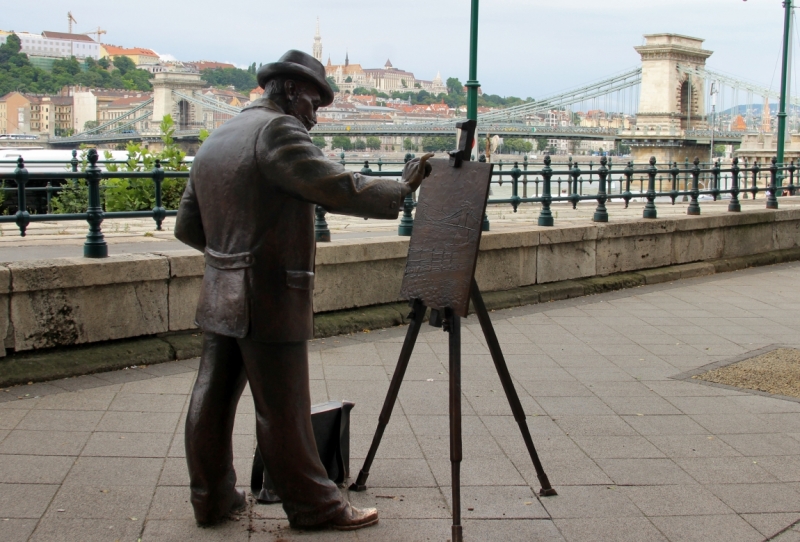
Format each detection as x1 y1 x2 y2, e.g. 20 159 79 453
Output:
350 121 555 542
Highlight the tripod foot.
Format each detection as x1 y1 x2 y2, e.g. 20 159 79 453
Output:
539 487 558 497
349 470 369 492
452 524 463 542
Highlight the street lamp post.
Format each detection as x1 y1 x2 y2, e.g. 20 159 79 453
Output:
777 0 793 172
709 81 718 166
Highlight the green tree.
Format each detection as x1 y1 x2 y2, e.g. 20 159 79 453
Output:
345 76 353 83
311 136 327 149
353 139 367 151
353 87 372 95
421 136 456 152
365 136 381 151
403 138 416 151
536 138 548 152
326 76 340 92
331 135 352 151
111 55 136 75
446 77 463 95
200 67 257 91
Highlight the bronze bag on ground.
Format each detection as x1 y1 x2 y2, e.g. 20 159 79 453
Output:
250 400 355 504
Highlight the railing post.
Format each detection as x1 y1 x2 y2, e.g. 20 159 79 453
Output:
479 154 490 231
643 156 657 219
84 148 108 258
711 160 721 201
340 152 346 167
538 155 554 226
152 158 166 231
522 154 528 198
688 157 701 216
70 149 79 182
13 157 30 237
315 205 331 242
788 160 796 196
622 161 633 208
750 160 760 200
593 156 609 222
377 157 383 172
361 160 372 175
669 162 679 204
728 157 741 212
569 161 581 209
683 157 690 201
767 157 779 209
510 161 521 212
398 153 415 236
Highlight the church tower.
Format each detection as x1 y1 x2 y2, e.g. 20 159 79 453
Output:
312 18 323 62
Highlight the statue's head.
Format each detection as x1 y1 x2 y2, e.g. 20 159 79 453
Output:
258 50 334 130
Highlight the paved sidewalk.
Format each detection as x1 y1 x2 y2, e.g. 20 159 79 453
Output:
2 263 800 541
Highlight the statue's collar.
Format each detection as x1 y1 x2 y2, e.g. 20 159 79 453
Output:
243 98 285 113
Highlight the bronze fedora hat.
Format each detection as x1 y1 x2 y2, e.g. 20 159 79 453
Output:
258 50 334 107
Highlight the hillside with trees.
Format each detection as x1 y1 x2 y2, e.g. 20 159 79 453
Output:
0 34 152 95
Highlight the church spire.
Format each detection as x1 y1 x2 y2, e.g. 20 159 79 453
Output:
345 50 349 67
312 17 323 62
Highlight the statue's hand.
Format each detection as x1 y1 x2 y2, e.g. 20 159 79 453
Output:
401 153 434 193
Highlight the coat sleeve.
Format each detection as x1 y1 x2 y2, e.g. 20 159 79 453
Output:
256 115 408 219
174 175 206 252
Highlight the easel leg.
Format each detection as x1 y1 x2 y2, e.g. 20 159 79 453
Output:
350 299 426 491
470 280 557 496
447 310 464 542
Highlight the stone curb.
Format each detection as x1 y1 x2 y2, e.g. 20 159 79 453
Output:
3 246 800 388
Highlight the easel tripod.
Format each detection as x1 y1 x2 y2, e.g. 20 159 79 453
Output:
350 278 556 542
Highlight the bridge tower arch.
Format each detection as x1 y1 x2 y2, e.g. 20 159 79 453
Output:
151 71 206 127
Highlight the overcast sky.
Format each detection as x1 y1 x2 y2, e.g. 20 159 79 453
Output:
6 1 795 98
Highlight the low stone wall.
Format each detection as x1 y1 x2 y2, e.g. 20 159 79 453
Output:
2 207 799 355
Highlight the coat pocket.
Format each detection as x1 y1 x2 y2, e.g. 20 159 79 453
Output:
196 249 253 338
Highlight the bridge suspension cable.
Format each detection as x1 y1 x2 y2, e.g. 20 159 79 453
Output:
171 91 243 116
82 98 154 135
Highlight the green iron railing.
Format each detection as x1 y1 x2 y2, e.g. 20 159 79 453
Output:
1 149 796 257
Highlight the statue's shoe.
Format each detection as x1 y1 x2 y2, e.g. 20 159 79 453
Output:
196 488 247 527
327 503 379 531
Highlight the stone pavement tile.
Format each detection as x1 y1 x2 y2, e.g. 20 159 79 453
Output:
16 410 104 432
718 433 800 456
351 433 424 460
349 414 413 437
751 456 800 482
44 484 154 519
0 519 38 542
364 458 437 488
417 431 503 461
595 458 696 485
175 358 201 370
120 374 194 395
564 367 638 383
441 485 549 519
95 367 156 385
466 394 543 417
553 416 637 436
428 457 526 487
742 513 800 538
0 483 59 518
95 410 182 434
0 429 7 443
571 435 666 459
690 413 776 435
32 388 116 411
536 396 616 417
622 415 710 436
141 518 250 541
512 453 613 487
158 457 189 487
62 457 164 487
623 366 683 381
484 415 566 440
675 456 778 484
585 381 657 397
665 396 753 415
108 392 187 413
727 395 800 414
598 395 683 416
620 484 733 516
7 382 67 399
30 517 145 542
0 455 75 484
149 485 194 520
517 380 593 398
649 515 763 542
497 433 585 461
397 383 476 416
593 344 654 358
462 519 565 542
342 518 451 542
348 487 450 519
232 412 256 436
81 431 172 457
141 361 197 377
647 434 742 458
760 414 800 433
406 415 486 437
540 485 643 518
0 408 30 430
0 430 90 456
48 374 118 393
554 517 666 542
707 483 800 513
251 519 361 540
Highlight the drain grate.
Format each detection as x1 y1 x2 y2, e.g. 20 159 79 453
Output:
691 347 800 400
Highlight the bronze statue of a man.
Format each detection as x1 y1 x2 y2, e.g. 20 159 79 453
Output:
174 50 432 530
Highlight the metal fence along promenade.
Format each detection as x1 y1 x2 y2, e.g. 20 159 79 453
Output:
0 150 796 258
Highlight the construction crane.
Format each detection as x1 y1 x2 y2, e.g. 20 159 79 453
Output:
67 12 77 34
83 27 106 43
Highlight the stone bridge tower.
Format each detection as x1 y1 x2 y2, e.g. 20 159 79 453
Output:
152 70 207 130
625 34 714 165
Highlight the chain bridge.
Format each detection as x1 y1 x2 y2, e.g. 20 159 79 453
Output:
49 33 800 163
